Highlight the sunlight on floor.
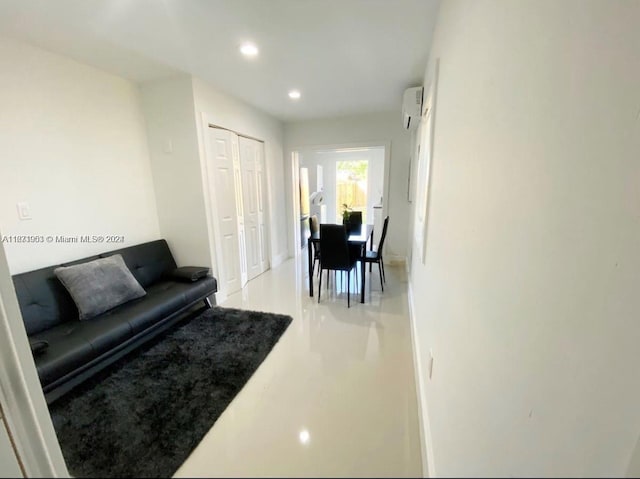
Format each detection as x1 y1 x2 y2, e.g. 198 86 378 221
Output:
174 254 421 478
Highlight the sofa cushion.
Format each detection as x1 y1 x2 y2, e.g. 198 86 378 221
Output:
100 281 190 334
31 314 135 387
75 315 134 354
54 255 146 320
100 240 177 288
30 324 98 387
13 266 79 335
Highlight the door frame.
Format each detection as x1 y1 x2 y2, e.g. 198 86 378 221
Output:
0 239 68 477
290 151 302 260
199 114 272 303
288 141 391 259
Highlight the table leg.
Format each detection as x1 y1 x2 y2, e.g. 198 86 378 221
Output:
308 238 314 297
360 244 366 303
369 227 374 272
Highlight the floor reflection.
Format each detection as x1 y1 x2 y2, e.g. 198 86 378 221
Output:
175 254 422 478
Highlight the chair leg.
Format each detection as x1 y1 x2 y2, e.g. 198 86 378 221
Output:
347 271 358 291
378 261 384 292
318 268 323 303
347 269 350 308
381 258 386 283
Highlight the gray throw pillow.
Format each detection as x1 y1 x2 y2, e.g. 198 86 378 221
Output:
54 254 146 320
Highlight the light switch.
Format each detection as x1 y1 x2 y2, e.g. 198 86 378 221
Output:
428 349 434 380
17 202 32 220
163 139 173 154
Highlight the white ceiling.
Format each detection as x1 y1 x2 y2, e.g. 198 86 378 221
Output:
0 0 440 122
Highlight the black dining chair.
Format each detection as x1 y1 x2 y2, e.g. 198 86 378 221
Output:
318 224 359 307
344 211 363 233
308 215 321 276
348 211 362 225
362 216 389 291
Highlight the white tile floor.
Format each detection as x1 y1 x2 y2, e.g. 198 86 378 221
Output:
174 253 422 478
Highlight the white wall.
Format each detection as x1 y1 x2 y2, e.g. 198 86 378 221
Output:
285 112 412 262
0 38 161 274
300 152 335 223
192 77 288 268
140 74 288 284
409 0 640 476
140 76 213 270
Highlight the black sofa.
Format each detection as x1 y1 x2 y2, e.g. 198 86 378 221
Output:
12 239 217 404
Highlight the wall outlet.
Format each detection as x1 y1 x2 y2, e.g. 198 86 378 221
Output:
428 349 434 380
17 202 32 220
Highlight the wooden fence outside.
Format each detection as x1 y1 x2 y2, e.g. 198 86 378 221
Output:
337 181 367 222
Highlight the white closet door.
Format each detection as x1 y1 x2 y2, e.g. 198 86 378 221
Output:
239 137 262 281
206 128 247 295
255 143 269 273
232 135 249 288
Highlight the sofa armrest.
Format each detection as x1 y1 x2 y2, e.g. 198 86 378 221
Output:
30 339 49 356
170 266 210 283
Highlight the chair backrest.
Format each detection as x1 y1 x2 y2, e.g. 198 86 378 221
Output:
348 211 363 226
376 216 390 259
319 224 351 270
309 215 319 235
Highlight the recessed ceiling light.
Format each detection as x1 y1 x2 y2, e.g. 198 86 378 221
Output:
299 429 310 445
240 43 258 57
288 90 301 100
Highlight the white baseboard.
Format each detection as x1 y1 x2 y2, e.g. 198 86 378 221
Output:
271 252 288 268
214 291 228 305
407 281 436 477
387 255 407 266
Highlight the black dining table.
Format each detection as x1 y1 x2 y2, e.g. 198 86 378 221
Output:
308 223 374 303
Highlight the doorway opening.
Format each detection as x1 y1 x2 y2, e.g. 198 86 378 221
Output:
290 143 389 262
336 159 369 224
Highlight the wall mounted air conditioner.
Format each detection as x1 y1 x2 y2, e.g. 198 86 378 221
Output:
402 86 424 129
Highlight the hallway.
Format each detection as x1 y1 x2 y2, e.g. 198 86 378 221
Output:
175 256 422 477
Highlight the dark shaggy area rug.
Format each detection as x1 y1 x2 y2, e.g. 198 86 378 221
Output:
48 306 292 478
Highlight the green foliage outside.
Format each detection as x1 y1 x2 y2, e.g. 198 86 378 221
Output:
336 160 368 181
